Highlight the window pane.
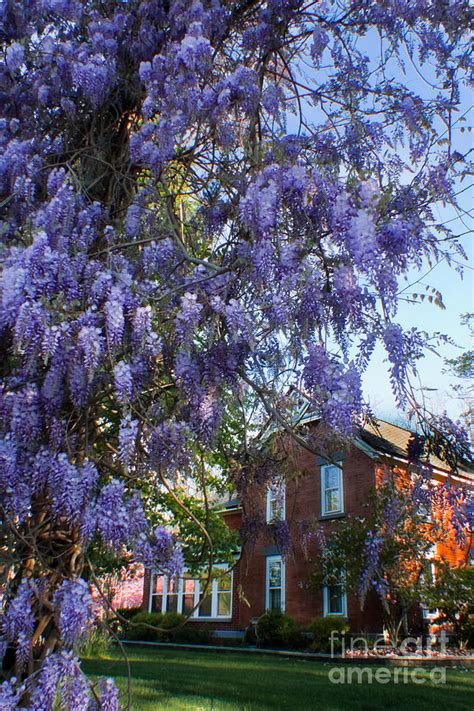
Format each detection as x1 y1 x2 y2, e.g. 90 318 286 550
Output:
183 577 196 595
328 585 343 614
152 575 164 594
326 489 341 512
218 573 231 592
182 577 196 616
269 588 281 612
199 577 213 617
325 467 339 489
268 482 285 522
198 591 213 617
269 561 281 588
269 498 279 521
150 595 162 612
182 594 194 616
217 592 231 616
168 576 180 594
325 489 340 513
166 594 178 613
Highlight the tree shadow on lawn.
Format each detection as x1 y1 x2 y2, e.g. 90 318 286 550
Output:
82 650 474 711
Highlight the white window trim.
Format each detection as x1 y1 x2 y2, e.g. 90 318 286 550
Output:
417 485 432 523
149 564 233 621
323 583 347 617
266 480 286 523
265 555 285 612
422 606 439 620
197 564 233 620
320 463 344 516
421 559 438 619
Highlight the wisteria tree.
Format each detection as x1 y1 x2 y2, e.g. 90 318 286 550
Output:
0 0 472 707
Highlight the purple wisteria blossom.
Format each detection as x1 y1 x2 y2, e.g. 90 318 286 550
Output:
96 481 146 552
2 580 35 673
99 677 121 711
298 520 317 560
269 519 292 558
359 531 384 605
78 325 103 373
135 527 184 577
113 361 134 403
0 678 23 710
27 651 104 710
53 579 94 647
118 415 139 467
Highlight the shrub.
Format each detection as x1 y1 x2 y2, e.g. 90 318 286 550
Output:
156 612 186 631
256 611 305 649
309 616 349 652
124 611 214 645
155 612 214 644
124 611 163 641
243 624 257 646
75 625 113 658
116 606 142 621
424 564 474 650
459 619 474 650
171 625 214 645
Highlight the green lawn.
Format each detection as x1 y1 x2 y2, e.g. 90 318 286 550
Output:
82 647 474 710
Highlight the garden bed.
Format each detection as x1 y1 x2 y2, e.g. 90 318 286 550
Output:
120 639 474 667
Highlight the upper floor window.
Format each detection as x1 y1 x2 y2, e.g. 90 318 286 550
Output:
323 581 347 616
321 463 343 516
149 565 232 620
266 555 285 612
266 480 286 522
417 486 431 523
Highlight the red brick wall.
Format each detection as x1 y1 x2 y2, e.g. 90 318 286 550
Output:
231 443 385 632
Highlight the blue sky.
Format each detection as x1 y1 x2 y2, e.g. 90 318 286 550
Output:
363 108 473 423
292 36 474 424
363 235 473 422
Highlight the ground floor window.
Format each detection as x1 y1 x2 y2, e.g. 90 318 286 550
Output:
421 559 438 619
323 582 347 616
149 566 232 620
266 555 285 612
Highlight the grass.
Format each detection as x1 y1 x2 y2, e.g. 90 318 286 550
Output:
82 646 474 710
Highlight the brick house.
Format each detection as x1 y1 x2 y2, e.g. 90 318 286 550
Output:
141 419 473 637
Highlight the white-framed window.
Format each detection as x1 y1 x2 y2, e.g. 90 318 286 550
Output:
266 555 285 612
149 565 232 620
320 463 343 516
266 480 286 523
323 582 347 616
417 485 432 523
421 559 438 619
149 571 165 613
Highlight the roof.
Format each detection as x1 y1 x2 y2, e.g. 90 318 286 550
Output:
358 418 473 479
217 417 473 509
